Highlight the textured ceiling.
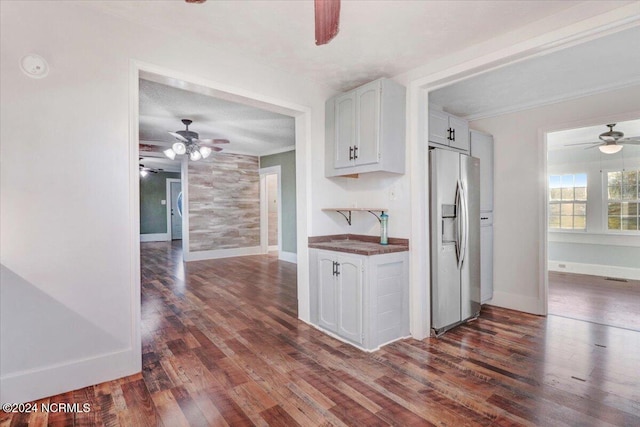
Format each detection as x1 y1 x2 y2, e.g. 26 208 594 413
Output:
86 0 589 91
139 78 295 162
430 26 640 120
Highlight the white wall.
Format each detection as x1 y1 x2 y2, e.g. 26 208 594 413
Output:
0 0 333 403
470 85 640 313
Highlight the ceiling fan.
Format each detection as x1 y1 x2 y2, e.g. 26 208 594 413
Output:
164 119 228 161
139 162 163 177
185 0 340 45
565 123 640 154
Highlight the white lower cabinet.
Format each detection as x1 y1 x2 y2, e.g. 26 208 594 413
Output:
310 249 409 351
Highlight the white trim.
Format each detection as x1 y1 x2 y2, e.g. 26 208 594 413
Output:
140 233 168 242
268 245 278 252
0 348 136 404
259 145 296 157
548 260 640 281
166 178 181 241
259 165 282 257
279 251 298 264
184 246 263 262
128 62 142 377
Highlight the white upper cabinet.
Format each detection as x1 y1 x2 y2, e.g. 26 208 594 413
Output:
326 78 406 177
428 107 469 152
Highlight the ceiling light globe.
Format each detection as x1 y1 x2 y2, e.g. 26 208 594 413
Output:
172 142 187 155
199 146 212 159
190 150 202 161
599 144 623 154
163 148 177 160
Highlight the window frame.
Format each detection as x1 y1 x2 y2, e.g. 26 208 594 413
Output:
548 173 588 233
602 168 640 234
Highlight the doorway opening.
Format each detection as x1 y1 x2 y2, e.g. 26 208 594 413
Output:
545 118 640 331
260 167 281 254
166 178 183 241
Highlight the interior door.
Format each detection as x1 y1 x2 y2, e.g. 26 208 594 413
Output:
336 255 363 344
317 254 338 332
170 181 182 240
355 81 380 166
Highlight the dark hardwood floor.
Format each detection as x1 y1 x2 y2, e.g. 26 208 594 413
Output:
548 271 640 331
2 241 639 426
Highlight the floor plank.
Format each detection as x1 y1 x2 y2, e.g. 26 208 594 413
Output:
548 271 640 331
4 241 639 426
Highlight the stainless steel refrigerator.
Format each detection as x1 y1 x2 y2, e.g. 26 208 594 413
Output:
429 148 481 336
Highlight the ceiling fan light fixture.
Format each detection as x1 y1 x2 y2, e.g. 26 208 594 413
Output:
199 146 212 159
190 150 202 161
163 148 177 160
172 142 187 155
599 144 623 154
140 170 149 177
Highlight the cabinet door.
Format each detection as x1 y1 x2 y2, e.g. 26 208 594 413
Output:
317 255 338 331
334 92 356 169
355 81 380 166
336 255 363 344
428 109 450 146
449 116 469 151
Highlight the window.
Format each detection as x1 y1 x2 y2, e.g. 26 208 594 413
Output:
549 173 587 230
607 169 639 231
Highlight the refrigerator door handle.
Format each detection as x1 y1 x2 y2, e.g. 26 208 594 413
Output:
455 180 462 265
457 180 467 270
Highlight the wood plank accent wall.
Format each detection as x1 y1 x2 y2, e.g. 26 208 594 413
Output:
188 153 260 251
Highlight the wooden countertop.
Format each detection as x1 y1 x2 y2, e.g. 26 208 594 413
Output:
308 234 409 256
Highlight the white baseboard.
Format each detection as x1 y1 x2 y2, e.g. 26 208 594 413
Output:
140 233 168 242
279 251 297 264
184 246 262 262
0 348 138 404
548 260 640 281
487 291 543 315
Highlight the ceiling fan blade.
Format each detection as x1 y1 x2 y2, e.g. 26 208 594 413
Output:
198 138 230 145
621 141 640 145
315 0 340 46
584 144 603 150
565 141 600 147
211 146 223 152
169 131 188 143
